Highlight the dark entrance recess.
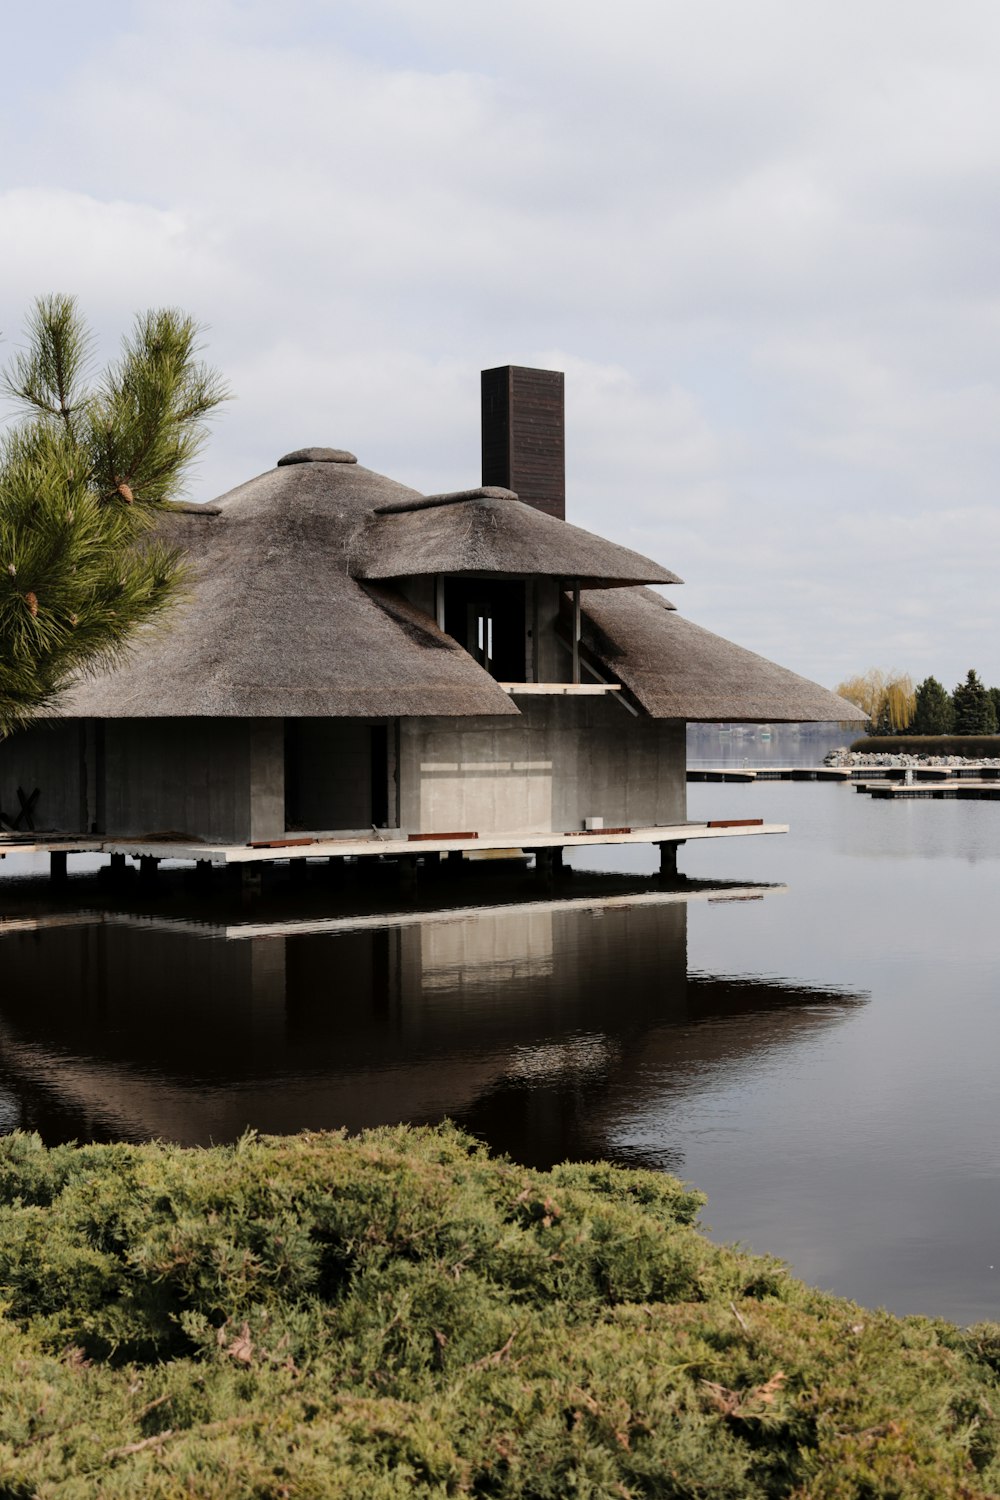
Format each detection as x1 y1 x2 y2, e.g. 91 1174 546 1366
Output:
285 720 391 831
443 578 527 682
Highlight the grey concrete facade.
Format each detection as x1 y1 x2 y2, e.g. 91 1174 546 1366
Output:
0 721 90 834
399 698 685 836
1 717 285 844
104 718 285 844
2 698 683 845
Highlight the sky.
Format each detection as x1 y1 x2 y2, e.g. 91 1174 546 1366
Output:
2 0 1000 690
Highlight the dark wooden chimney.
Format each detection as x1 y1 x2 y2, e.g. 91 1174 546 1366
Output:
481 365 565 521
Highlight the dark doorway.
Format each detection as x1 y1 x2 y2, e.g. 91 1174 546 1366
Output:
285 720 391 832
443 578 527 681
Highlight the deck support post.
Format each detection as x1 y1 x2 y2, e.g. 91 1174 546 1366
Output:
533 846 565 878
194 859 213 885
240 864 262 899
108 852 128 882
290 857 308 884
139 855 159 882
658 842 680 879
49 850 67 884
398 853 417 893
447 849 464 869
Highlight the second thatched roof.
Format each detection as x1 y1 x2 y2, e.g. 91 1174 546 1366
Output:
578 588 866 723
350 489 680 587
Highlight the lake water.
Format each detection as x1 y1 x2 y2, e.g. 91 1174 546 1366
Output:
2 725 998 1325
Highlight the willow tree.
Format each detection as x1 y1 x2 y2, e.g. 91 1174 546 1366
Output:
0 295 228 736
835 668 915 734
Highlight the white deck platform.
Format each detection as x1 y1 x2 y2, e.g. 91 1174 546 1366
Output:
0 820 788 867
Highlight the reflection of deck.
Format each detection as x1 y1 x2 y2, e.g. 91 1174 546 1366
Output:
0 882 786 942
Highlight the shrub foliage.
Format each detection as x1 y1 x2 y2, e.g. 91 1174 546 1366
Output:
0 1126 997 1497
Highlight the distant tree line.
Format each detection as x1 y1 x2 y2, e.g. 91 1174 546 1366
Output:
836 668 1000 735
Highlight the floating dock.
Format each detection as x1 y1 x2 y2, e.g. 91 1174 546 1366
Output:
692 768 1000 792
687 766 854 783
857 780 1000 800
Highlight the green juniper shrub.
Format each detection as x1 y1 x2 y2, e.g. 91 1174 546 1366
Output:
0 1125 997 1497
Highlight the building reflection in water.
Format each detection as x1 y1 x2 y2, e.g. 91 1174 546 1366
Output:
0 878 865 1168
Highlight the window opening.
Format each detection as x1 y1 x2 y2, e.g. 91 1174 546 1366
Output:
444 578 527 680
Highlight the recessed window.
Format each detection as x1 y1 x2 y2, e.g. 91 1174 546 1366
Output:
444 578 527 681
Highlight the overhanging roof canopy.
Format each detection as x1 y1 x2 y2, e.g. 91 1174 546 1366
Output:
350 489 681 588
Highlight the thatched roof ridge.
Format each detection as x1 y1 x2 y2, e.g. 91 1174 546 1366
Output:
375 487 517 514
351 495 681 587
58 460 518 719
579 588 866 723
277 448 357 465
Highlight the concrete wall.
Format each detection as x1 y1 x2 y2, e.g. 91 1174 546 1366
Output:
0 721 89 833
2 703 682 844
399 698 685 836
102 718 284 844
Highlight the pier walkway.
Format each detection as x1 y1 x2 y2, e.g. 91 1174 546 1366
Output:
0 818 788 885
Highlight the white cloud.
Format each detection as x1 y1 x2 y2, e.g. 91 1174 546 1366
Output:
3 0 1000 685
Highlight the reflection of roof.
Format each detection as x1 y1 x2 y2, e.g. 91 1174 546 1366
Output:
579 588 866 723
351 489 679 586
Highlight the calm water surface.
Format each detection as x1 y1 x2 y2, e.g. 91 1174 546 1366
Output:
2 736 999 1324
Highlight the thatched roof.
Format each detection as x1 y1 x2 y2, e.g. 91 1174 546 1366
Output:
578 588 866 723
59 458 517 719
351 489 680 587
55 450 858 726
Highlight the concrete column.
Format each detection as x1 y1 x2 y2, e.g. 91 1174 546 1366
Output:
248 719 285 844
139 855 159 882
50 849 67 884
658 842 678 878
